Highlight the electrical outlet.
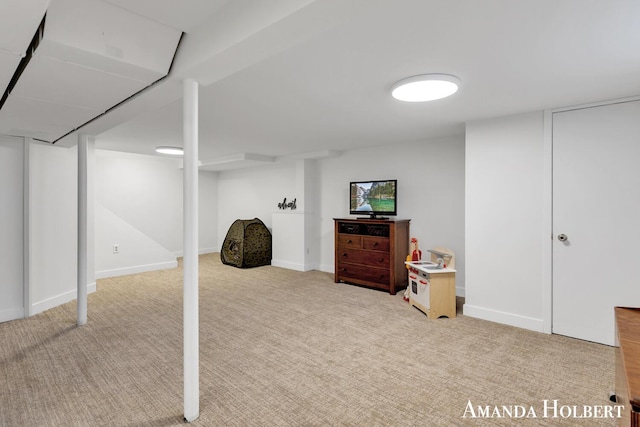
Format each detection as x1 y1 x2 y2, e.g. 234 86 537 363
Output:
113 244 119 254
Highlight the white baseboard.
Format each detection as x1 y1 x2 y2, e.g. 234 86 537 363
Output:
31 282 97 316
271 260 317 272
463 303 544 333
0 307 25 323
95 260 178 279
173 247 219 257
456 286 465 297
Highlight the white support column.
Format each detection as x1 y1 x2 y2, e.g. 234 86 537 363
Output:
23 137 32 317
183 78 200 422
77 134 89 326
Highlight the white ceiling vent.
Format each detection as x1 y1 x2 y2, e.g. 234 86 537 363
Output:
0 0 182 143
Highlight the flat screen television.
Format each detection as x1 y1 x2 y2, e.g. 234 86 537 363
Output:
349 179 397 219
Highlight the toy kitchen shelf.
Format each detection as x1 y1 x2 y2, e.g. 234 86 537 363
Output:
406 261 456 319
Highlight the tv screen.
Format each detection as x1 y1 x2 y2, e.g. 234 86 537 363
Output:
349 179 397 218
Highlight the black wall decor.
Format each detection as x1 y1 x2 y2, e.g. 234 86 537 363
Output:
277 197 297 210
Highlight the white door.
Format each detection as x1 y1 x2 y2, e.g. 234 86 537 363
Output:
0 137 24 322
552 100 640 345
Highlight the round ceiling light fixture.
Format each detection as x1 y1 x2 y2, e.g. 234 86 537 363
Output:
391 74 461 102
155 146 184 156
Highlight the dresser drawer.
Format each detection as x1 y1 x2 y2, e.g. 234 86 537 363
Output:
337 263 390 285
337 248 390 267
363 236 389 252
337 234 363 248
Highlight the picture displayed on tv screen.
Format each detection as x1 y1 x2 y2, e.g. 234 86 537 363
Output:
350 179 397 216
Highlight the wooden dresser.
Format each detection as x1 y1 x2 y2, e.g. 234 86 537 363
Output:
334 218 410 295
615 307 640 427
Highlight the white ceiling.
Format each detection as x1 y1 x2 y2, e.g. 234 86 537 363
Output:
101 0 230 32
3 0 640 168
0 0 187 142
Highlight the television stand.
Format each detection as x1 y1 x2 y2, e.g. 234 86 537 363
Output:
334 218 410 295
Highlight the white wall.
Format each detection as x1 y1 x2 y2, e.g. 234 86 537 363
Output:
217 162 296 246
96 150 184 254
464 111 545 331
0 136 24 322
199 170 218 253
95 150 218 277
94 204 177 278
272 212 309 270
29 143 89 314
301 160 320 270
2 133 464 318
318 136 466 294
271 159 320 271
216 137 465 291
0 144 220 318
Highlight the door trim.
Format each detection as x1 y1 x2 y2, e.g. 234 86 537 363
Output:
542 110 552 334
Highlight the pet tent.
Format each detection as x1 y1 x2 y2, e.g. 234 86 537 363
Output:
220 218 272 268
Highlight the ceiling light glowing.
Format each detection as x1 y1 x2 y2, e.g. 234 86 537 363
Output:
155 146 184 156
391 74 461 102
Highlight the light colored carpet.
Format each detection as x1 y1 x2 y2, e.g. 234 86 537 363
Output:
1 254 615 426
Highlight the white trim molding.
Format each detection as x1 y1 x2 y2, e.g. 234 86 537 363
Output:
95 261 178 279
31 283 97 316
463 304 544 333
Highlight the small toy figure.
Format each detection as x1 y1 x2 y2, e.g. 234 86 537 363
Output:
410 237 422 261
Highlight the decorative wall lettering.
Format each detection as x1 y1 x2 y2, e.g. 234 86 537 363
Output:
278 197 297 210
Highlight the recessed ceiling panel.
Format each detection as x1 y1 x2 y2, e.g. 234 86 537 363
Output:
0 0 183 142
199 153 275 171
0 95 99 142
45 0 182 77
34 39 166 84
0 0 49 54
11 54 152 111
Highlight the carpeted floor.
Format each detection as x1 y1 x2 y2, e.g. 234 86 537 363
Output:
0 254 616 426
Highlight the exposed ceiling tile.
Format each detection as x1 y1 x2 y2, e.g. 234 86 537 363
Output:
12 54 152 111
0 0 49 54
0 95 99 141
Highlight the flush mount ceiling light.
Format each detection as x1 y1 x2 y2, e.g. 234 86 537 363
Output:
391 74 461 102
155 146 184 156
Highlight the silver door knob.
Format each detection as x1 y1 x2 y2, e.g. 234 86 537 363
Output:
557 234 568 242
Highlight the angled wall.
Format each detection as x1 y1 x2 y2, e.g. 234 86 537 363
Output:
95 149 218 278
95 204 177 278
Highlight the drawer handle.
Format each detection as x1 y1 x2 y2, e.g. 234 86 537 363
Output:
379 258 384 263
419 280 428 284
373 242 378 247
341 268 347 272
347 239 352 244
342 253 347 257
